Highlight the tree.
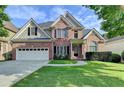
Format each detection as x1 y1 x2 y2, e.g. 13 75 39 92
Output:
0 5 10 37
85 5 124 38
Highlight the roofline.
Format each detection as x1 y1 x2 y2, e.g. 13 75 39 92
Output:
83 28 105 40
64 11 84 28
11 39 53 43
106 37 124 43
11 18 53 41
4 27 17 33
51 15 73 27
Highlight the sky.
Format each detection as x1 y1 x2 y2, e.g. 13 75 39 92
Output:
5 5 105 34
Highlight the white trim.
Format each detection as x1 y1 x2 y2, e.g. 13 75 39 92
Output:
83 28 105 40
51 15 73 27
11 18 53 40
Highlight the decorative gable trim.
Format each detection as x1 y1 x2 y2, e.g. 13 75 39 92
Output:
51 15 73 27
11 18 53 40
83 28 105 40
64 11 84 28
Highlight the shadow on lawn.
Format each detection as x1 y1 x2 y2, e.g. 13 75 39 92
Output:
13 62 124 87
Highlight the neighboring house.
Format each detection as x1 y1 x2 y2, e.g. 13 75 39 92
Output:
0 21 18 60
105 36 124 55
11 11 105 60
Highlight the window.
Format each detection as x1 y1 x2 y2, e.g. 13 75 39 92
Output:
28 27 38 36
26 49 29 51
45 49 48 51
30 49 33 51
54 46 69 56
89 41 97 52
55 29 68 38
41 49 44 51
74 30 78 38
31 27 35 35
37 49 40 51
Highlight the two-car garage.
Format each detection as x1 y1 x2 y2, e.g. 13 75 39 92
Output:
16 48 49 60
12 42 53 61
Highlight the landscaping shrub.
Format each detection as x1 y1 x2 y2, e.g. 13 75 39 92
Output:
121 50 124 61
54 55 69 60
3 52 12 60
86 52 112 62
112 53 121 63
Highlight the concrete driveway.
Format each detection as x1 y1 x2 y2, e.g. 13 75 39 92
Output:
0 60 49 87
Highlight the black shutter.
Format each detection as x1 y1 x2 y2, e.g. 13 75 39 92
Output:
54 29 56 38
67 46 69 55
28 27 30 36
35 27 37 35
54 46 56 54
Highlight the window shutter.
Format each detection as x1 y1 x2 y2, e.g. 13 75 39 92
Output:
35 27 37 35
54 46 56 54
54 29 56 38
28 27 30 36
67 46 69 55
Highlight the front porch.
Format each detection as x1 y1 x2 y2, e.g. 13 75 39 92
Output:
53 39 85 60
70 39 84 60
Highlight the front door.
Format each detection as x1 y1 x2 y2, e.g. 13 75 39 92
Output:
73 46 78 57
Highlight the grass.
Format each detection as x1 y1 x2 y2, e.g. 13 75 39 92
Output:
49 60 77 64
13 61 124 87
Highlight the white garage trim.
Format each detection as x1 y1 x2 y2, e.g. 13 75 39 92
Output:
16 48 49 61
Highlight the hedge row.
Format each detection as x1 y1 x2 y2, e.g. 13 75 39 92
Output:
86 52 122 63
86 52 112 62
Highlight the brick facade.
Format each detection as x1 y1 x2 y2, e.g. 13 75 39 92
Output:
84 33 105 52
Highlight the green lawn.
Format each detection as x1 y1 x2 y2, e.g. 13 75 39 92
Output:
13 61 124 87
49 60 77 64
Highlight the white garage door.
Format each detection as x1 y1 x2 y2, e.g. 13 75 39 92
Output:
16 48 49 60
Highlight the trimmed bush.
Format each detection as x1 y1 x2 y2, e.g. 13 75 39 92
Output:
86 52 112 62
121 50 124 61
3 52 12 60
112 53 121 63
54 55 69 60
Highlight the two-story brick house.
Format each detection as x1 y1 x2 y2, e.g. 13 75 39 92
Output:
11 11 105 60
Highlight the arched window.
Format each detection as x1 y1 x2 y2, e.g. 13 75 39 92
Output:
89 41 97 52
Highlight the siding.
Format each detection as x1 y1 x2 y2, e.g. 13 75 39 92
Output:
17 22 49 39
105 39 124 55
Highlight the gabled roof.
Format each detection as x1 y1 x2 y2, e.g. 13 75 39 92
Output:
39 21 54 29
11 18 53 41
51 15 73 27
83 28 105 40
82 29 92 37
3 21 18 33
64 11 84 28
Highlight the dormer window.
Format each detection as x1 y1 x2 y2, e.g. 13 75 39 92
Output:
74 30 78 39
28 27 38 36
